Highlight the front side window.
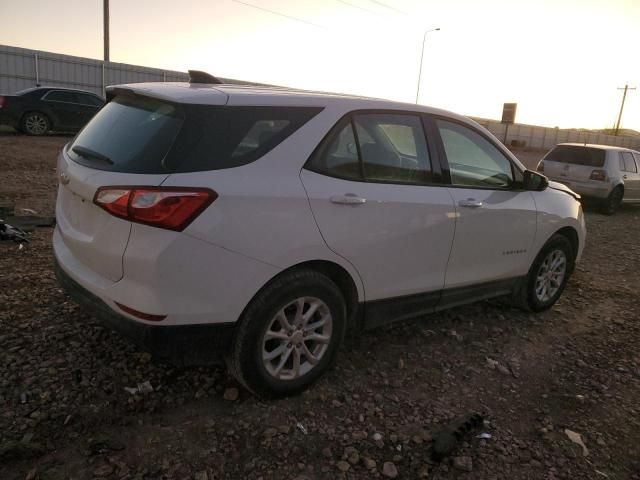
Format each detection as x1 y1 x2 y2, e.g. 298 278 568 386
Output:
620 152 638 173
307 113 433 185
436 119 513 188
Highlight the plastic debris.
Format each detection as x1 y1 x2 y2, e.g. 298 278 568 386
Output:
431 413 484 461
124 380 154 395
296 422 308 435
0 220 29 244
476 432 492 439
564 429 589 456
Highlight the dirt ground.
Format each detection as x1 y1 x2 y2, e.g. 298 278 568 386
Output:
1 134 640 480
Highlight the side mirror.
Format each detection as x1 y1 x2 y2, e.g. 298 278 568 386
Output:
523 169 549 191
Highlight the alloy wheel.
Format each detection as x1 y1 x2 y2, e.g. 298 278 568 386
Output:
262 297 333 381
24 114 48 135
534 249 567 303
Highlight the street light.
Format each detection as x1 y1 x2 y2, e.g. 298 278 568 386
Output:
415 27 440 104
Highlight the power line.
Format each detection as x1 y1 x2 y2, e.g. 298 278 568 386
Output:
230 0 328 30
335 0 382 16
364 0 409 15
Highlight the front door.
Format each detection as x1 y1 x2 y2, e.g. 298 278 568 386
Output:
301 112 456 320
621 152 640 200
433 118 537 289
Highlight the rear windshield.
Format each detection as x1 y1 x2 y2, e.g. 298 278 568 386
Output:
68 94 322 174
543 145 606 167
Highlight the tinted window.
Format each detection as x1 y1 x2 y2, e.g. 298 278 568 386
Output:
75 93 103 107
69 96 184 173
543 145 606 167
620 152 638 173
436 119 513 188
308 121 362 180
354 114 432 184
44 90 77 103
68 95 321 174
307 114 433 185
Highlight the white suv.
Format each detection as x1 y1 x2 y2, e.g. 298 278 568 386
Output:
54 74 586 396
538 143 640 214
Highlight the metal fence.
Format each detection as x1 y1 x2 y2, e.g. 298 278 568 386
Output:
2 44 639 150
0 44 189 97
472 118 640 151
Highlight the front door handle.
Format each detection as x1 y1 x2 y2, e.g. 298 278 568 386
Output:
458 198 483 208
330 193 367 205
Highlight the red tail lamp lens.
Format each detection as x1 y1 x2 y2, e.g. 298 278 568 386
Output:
94 186 217 231
589 170 607 181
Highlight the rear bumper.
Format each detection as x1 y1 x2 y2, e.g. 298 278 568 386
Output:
54 258 235 365
547 177 611 199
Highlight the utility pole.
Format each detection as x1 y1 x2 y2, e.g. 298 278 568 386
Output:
614 84 635 135
103 0 110 62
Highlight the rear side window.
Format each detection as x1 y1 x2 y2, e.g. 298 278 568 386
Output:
544 145 606 167
44 90 77 103
620 152 638 173
75 93 103 107
68 95 322 173
306 113 433 185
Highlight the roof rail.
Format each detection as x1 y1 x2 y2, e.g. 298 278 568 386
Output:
188 70 223 85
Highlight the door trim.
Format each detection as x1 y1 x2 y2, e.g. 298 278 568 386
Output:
362 276 523 330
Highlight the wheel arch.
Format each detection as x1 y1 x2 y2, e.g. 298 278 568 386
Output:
552 226 580 266
241 259 362 331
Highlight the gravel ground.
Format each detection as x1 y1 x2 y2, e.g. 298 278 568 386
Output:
1 134 640 480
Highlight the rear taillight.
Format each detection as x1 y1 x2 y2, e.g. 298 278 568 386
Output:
537 160 544 172
94 186 217 231
589 170 607 181
0 96 5 109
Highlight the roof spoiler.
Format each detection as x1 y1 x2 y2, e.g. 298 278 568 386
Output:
188 70 224 85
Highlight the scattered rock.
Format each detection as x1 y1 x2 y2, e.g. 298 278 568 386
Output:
223 387 239 401
92 464 114 477
336 460 350 472
453 456 473 472
382 461 398 478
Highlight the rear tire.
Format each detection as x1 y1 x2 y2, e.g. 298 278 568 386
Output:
21 112 50 136
512 234 573 312
601 186 623 215
228 269 346 398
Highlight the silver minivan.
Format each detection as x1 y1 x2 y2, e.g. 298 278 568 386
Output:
538 143 640 214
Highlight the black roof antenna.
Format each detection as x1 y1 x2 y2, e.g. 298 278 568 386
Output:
188 70 224 84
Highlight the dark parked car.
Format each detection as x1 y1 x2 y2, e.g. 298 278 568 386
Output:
0 87 104 135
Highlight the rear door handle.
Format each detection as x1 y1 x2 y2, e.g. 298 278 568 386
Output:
458 198 483 208
330 193 367 205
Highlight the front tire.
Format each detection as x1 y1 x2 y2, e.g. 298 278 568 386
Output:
513 234 573 312
601 186 623 215
21 112 50 136
228 269 346 398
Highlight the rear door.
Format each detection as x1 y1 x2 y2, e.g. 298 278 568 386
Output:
432 117 537 290
41 90 80 128
56 94 187 281
620 151 640 200
301 111 455 319
72 92 103 128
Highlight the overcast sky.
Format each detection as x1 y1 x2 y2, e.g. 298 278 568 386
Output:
1 0 638 130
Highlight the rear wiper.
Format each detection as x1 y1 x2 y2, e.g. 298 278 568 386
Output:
72 145 113 165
